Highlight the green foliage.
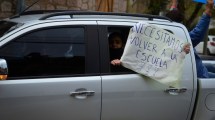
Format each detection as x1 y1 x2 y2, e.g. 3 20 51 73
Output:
148 0 168 15
126 0 214 30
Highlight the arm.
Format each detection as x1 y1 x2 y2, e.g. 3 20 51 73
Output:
189 0 213 47
111 59 121 66
111 43 191 66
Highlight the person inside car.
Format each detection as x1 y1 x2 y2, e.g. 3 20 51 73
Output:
109 32 124 66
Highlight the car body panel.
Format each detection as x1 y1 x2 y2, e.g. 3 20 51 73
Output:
0 12 208 120
0 77 101 120
102 74 192 120
193 78 215 120
97 21 195 120
0 20 101 120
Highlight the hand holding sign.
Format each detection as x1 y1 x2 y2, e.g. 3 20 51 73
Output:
120 22 190 88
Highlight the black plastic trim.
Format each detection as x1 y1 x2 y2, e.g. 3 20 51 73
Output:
38 11 172 22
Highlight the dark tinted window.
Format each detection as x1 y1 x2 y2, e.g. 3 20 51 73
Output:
0 21 19 37
0 27 85 78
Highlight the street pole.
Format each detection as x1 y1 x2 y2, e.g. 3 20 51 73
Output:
203 29 208 55
16 0 25 14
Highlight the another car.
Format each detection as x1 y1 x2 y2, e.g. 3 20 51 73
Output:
195 35 215 55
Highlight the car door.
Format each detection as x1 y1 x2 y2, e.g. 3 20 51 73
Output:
98 21 194 120
0 21 101 120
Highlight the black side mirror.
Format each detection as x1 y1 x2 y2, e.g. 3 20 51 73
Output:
0 59 8 80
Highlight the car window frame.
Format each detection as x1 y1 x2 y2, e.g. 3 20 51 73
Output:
0 24 100 79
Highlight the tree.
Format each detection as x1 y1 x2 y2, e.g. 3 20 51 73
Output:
127 0 168 15
147 0 168 15
127 0 215 30
182 1 203 30
96 0 113 12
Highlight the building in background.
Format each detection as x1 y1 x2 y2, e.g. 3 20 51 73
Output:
0 0 16 19
0 0 127 19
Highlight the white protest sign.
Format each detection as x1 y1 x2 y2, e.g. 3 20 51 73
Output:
120 22 187 88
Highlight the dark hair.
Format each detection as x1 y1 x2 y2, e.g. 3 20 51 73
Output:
108 32 123 41
165 9 184 23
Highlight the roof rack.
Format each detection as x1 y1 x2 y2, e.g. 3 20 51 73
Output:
39 11 172 22
10 10 77 19
19 10 78 15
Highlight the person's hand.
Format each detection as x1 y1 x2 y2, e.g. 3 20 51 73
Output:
183 43 191 54
111 59 121 66
205 0 214 16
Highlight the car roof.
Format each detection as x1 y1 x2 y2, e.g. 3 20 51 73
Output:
6 10 173 24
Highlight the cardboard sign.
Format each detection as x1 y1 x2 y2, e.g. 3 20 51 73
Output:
120 22 187 88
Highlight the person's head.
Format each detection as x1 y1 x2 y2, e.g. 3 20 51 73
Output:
166 9 184 23
109 32 123 49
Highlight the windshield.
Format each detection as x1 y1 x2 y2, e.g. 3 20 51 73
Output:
0 21 19 38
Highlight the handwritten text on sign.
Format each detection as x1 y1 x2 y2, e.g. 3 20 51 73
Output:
120 22 187 87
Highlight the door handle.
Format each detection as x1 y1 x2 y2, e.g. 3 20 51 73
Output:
70 88 95 99
164 87 187 95
70 91 95 96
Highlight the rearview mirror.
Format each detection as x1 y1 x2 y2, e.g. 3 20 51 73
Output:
0 59 8 80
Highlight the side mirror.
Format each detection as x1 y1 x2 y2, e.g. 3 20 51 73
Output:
0 59 8 80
